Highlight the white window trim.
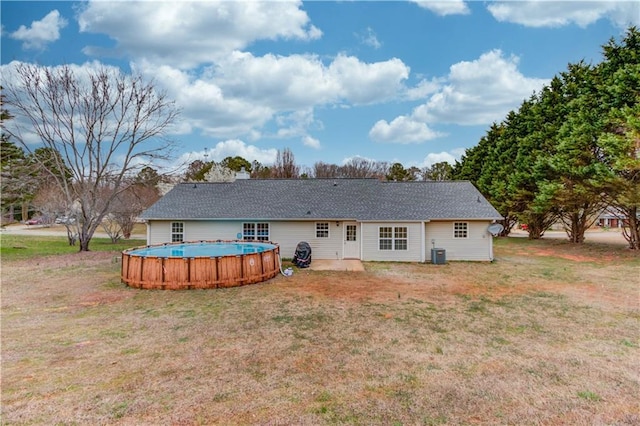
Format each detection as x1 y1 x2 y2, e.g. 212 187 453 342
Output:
171 222 184 242
453 222 469 239
243 222 270 241
394 227 408 250
378 226 408 251
316 222 330 238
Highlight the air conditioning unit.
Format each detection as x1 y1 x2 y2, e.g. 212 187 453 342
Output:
431 248 446 265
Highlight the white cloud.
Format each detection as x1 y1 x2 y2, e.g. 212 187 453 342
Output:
357 27 382 49
487 1 639 28
328 54 409 105
339 155 378 165
78 1 321 69
207 140 279 164
411 0 470 16
406 78 443 100
134 53 409 140
133 60 275 139
369 49 547 143
70 2 410 144
177 140 278 166
213 52 339 109
211 51 409 107
205 52 408 108
302 135 321 149
275 109 320 139
420 148 465 167
369 116 444 144
10 10 67 50
413 49 548 126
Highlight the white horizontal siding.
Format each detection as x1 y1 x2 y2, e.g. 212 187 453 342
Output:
425 221 493 261
147 219 494 262
147 220 171 245
147 220 343 260
271 221 343 260
361 222 423 262
147 220 239 245
269 221 310 259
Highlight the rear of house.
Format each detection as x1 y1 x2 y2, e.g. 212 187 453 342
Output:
140 179 502 262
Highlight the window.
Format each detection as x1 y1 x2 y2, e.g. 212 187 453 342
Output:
171 222 184 242
256 223 269 241
379 227 392 250
243 222 269 241
394 227 408 250
454 222 468 238
379 226 408 251
243 223 255 240
316 222 329 238
346 224 357 242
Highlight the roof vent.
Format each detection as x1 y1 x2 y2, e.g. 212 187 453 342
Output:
333 181 337 186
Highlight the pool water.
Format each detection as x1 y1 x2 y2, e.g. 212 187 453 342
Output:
127 241 275 258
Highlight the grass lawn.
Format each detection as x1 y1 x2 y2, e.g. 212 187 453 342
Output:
1 234 147 260
1 235 638 425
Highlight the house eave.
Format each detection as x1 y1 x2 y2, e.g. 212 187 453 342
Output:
142 217 360 222
143 217 501 222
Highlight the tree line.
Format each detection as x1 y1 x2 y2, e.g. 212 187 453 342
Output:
451 27 639 249
182 149 454 182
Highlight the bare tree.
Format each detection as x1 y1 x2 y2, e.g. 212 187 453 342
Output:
3 63 179 251
32 181 80 244
313 161 340 178
103 182 160 241
31 181 66 226
250 160 272 179
311 158 390 179
272 148 300 178
341 157 388 178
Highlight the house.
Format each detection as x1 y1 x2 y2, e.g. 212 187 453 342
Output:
596 206 627 228
139 179 502 262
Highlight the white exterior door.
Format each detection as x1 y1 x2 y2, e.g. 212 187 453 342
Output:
343 222 360 259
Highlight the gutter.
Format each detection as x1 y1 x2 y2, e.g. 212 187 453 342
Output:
421 221 427 263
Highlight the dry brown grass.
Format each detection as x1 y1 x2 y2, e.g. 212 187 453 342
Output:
1 238 639 425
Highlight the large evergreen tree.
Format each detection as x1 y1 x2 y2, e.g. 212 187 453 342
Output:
597 27 640 249
453 27 639 247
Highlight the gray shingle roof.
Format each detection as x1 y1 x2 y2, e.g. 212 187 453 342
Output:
140 179 502 221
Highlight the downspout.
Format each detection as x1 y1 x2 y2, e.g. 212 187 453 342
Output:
360 222 364 261
421 221 427 263
489 227 494 261
145 221 151 245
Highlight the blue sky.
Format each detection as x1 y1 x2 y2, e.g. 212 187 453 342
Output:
1 1 638 173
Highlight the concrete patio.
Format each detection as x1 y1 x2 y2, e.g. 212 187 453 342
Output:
308 259 365 272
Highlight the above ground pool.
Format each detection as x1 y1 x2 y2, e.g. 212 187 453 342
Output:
121 240 280 290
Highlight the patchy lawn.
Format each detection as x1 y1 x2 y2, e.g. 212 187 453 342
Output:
1 237 638 425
